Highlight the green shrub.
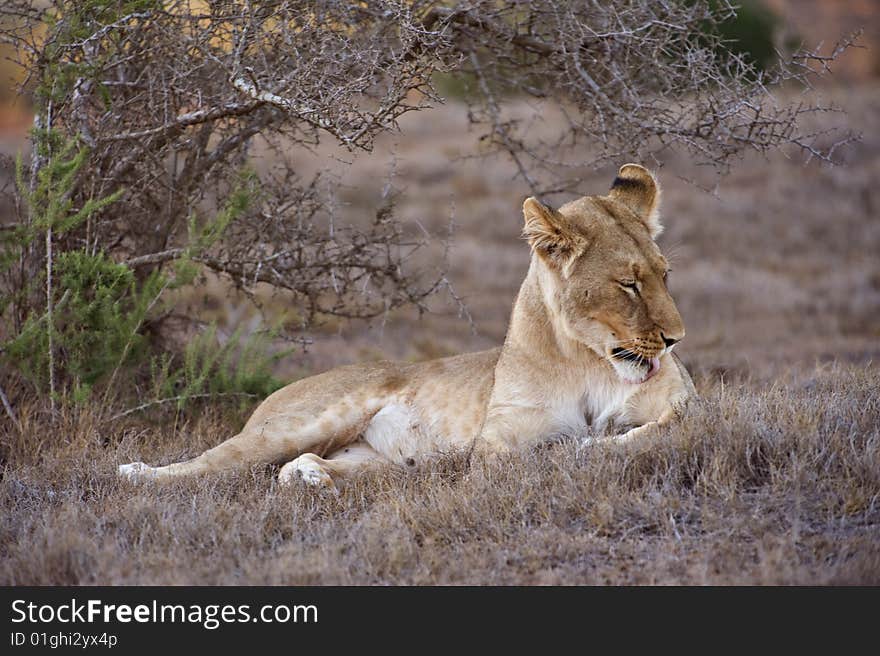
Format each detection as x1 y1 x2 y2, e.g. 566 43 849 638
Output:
3 251 165 401
1 133 127 402
148 324 290 412
0 125 272 410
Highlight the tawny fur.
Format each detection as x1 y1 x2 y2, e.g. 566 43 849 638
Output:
119 164 695 488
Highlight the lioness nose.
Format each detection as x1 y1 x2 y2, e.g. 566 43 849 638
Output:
661 333 680 348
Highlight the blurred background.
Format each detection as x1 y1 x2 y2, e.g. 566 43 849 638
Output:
0 0 877 392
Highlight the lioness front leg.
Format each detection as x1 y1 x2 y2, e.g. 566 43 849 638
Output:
278 442 388 489
607 407 677 444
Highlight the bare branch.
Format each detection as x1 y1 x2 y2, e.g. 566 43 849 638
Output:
0 0 857 380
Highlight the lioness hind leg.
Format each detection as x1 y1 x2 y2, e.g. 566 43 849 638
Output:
118 404 374 481
278 442 387 489
118 429 277 480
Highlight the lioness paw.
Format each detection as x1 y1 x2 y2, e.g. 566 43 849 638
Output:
118 461 157 480
278 456 336 491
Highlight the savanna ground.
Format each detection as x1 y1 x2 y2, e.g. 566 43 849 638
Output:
2 82 880 585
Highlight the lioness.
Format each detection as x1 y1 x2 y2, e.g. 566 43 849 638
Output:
119 164 694 487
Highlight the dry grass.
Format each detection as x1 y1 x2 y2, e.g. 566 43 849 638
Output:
1 364 878 585
2 83 880 585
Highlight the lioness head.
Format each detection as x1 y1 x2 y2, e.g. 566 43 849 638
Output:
522 164 685 384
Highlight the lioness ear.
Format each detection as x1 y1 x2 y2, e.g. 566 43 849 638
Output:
522 197 575 264
608 163 663 238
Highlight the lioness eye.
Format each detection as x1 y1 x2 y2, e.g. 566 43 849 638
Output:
619 280 638 292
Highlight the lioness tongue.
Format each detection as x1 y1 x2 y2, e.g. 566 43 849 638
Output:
625 357 661 385
643 357 661 381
